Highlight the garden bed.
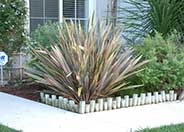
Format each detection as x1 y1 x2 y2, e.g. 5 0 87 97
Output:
0 84 49 101
40 90 178 114
0 84 180 114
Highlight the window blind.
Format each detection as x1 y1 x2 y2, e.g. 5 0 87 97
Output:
29 0 88 32
63 0 88 28
30 0 59 31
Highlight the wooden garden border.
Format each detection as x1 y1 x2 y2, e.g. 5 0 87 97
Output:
40 90 177 114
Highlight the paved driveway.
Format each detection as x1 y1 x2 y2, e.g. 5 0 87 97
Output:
0 92 184 132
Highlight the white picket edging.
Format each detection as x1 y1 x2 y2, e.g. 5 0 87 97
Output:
125 95 129 107
137 97 141 106
104 102 108 110
116 96 121 108
85 104 90 113
40 90 179 114
90 100 95 112
95 103 99 112
147 93 152 104
133 94 138 106
107 97 113 110
79 101 85 114
98 99 103 111
140 93 146 105
161 91 166 102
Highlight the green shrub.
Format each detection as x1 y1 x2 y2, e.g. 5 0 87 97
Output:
0 0 27 55
28 22 63 67
26 19 147 103
131 33 184 91
30 22 59 50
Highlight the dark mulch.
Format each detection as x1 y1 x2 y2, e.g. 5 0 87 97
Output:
0 82 183 102
0 83 48 101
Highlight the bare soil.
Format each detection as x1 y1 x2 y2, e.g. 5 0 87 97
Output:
0 84 47 101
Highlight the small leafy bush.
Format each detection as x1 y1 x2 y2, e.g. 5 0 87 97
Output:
26 19 147 103
30 22 59 50
28 22 64 67
132 33 184 91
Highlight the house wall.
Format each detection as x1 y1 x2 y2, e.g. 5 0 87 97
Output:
92 0 108 21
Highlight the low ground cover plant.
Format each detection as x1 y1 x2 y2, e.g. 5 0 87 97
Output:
136 123 184 132
26 18 147 103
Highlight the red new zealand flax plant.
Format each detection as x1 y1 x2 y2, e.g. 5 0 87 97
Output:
26 18 148 104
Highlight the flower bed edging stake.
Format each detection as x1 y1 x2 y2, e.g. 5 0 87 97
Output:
158 94 162 103
133 94 138 106
95 103 99 112
161 91 166 102
97 99 104 111
169 90 174 101
140 93 146 105
104 102 108 110
58 96 63 108
147 93 152 104
166 94 170 101
85 104 90 113
154 92 159 104
137 97 141 106
116 96 121 108
121 99 125 107
107 97 113 110
51 95 57 106
79 101 85 114
90 100 95 112
125 95 129 107
129 98 133 107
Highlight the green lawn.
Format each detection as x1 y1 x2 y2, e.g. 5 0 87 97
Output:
136 123 184 132
0 124 21 132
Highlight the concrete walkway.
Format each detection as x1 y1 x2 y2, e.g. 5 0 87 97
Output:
0 92 184 132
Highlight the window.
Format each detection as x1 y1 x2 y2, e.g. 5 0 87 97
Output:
63 0 89 28
29 0 89 32
30 0 59 31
